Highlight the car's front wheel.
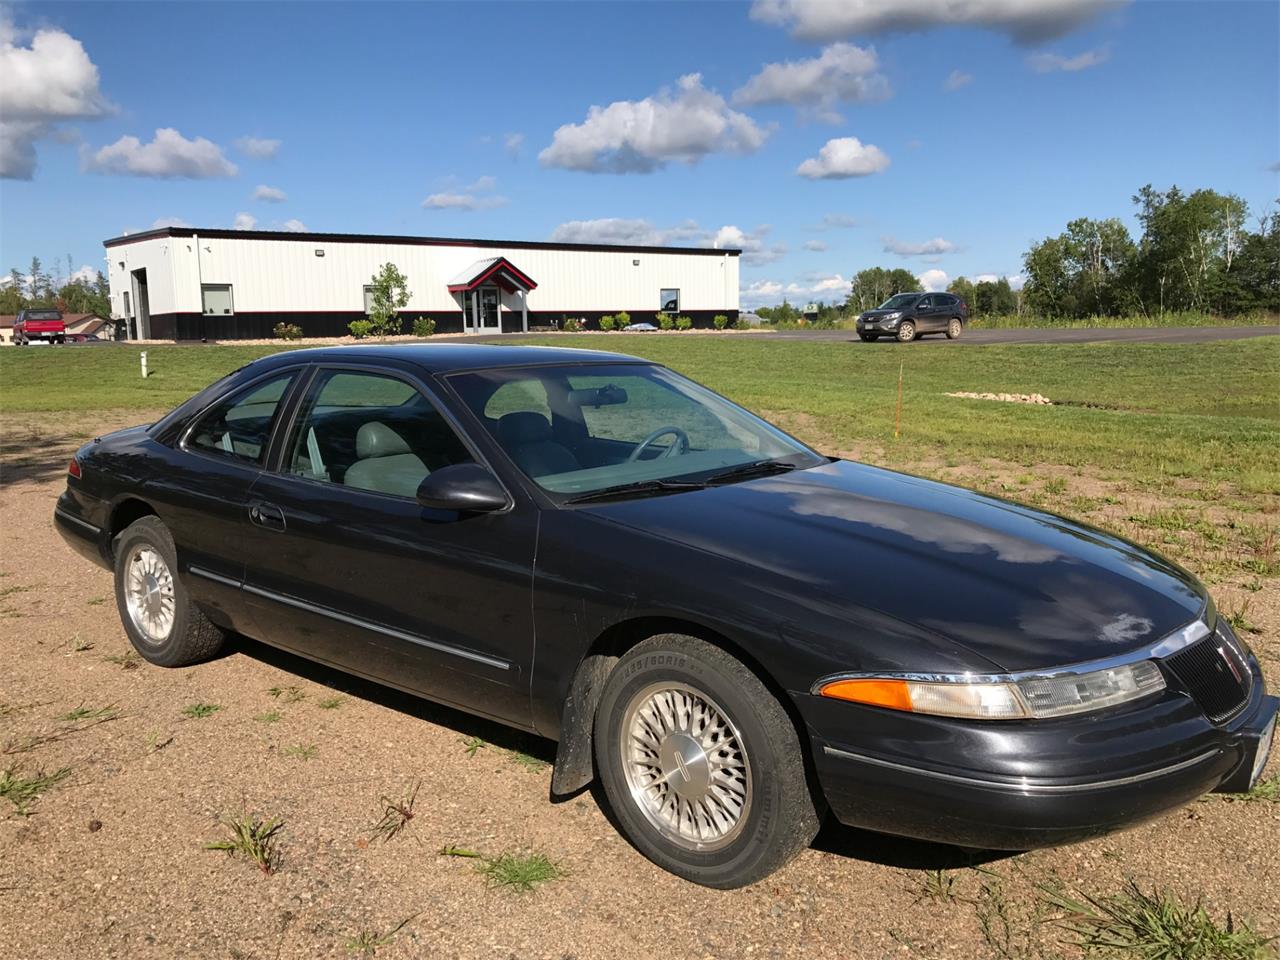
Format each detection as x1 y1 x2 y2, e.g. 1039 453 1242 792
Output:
113 516 227 667
594 634 822 888
897 320 917 342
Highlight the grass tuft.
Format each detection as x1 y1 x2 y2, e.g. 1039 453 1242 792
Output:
917 868 961 903
181 702 221 719
317 696 345 710
57 703 118 723
441 844 563 893
344 916 417 956
0 764 71 814
282 744 317 761
506 748 549 773
462 736 487 757
1043 881 1274 960
203 813 284 874
254 711 282 724
370 781 419 843
103 650 142 670
267 685 306 703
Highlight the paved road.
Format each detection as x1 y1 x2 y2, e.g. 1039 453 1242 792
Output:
735 325 1280 345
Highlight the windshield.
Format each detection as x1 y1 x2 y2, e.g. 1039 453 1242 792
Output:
449 363 822 498
878 294 920 309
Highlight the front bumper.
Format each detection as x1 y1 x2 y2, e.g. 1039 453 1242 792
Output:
857 317 900 332
798 663 1276 850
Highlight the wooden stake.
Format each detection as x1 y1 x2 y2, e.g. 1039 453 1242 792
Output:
895 361 904 439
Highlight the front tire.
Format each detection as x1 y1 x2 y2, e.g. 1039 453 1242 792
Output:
946 318 963 340
594 634 822 888
113 516 226 667
897 320 917 342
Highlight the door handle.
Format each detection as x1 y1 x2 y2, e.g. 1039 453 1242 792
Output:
248 501 287 532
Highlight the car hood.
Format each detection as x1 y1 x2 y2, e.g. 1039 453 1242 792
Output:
585 460 1206 672
859 309 903 319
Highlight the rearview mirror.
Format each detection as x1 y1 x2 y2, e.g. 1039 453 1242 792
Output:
416 463 508 514
567 384 628 407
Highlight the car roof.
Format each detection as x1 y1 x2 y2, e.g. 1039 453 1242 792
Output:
249 342 647 375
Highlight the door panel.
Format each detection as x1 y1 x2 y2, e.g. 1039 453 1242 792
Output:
238 367 536 727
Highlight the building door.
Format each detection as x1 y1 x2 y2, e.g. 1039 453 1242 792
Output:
131 269 151 339
480 286 500 333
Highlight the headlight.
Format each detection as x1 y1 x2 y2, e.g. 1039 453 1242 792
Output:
815 661 1166 720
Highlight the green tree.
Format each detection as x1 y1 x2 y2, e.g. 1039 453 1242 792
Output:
1023 236 1074 317
947 276 975 310
848 267 922 311
57 271 111 316
363 262 411 338
27 256 53 304
1061 217 1136 316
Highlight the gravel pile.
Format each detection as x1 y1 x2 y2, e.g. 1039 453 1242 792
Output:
945 391 1054 405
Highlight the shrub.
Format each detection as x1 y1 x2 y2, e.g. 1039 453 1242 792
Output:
273 322 303 341
562 317 583 332
598 315 616 332
713 314 730 330
348 319 373 339
614 310 631 329
658 313 675 330
675 316 693 331
365 262 411 339
735 315 752 330
412 316 436 338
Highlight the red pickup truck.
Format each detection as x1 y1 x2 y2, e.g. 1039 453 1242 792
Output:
13 308 66 345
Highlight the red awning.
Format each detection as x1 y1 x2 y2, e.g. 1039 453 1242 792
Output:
446 256 538 294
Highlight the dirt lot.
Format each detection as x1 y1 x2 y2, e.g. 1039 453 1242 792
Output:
1 413 1276 960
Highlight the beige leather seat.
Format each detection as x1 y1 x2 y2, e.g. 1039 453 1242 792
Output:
343 422 429 499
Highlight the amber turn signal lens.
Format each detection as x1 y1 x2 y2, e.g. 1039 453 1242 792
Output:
817 678 914 711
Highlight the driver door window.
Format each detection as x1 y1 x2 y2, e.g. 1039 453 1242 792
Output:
285 370 472 500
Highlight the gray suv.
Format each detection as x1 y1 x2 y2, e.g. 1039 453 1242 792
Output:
856 293 968 342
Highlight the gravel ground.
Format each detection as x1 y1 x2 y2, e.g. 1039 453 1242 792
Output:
1 414 1276 959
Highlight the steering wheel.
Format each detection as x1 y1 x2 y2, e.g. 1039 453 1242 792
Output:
627 425 690 462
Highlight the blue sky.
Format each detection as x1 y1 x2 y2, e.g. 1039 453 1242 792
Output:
2 0 1276 306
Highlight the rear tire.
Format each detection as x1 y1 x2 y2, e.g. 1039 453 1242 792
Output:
113 516 226 667
897 320 917 342
946 318 963 340
594 634 822 888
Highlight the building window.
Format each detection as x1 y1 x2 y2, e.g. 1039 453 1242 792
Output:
202 284 234 316
660 288 680 313
363 285 375 314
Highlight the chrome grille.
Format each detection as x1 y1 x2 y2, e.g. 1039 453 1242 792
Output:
1162 627 1251 723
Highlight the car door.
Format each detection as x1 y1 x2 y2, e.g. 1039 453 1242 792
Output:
913 295 937 331
238 363 537 728
158 368 303 633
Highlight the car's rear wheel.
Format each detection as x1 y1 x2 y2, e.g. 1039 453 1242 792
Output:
897 320 917 342
946 318 963 340
858 333 877 342
113 516 227 667
594 634 822 888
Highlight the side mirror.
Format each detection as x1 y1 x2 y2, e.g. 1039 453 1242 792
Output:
416 463 509 514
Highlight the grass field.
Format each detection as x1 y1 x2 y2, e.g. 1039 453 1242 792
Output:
3 336 1277 493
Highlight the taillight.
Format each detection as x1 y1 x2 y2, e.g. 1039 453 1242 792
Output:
67 458 82 479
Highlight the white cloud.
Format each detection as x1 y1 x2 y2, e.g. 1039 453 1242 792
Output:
233 212 257 230
1028 46 1110 73
235 136 280 158
944 69 974 91
0 17 112 178
812 213 859 230
550 218 672 246
281 219 307 232
744 273 850 307
151 216 191 229
504 132 524 156
917 268 949 291
803 239 828 251
973 273 1000 284
423 175 507 211
84 127 238 178
714 224 787 266
796 136 890 179
733 43 889 122
741 279 785 308
539 73 770 174
1007 274 1025 290
883 236 957 256
253 184 287 202
750 0 1120 45
68 265 97 284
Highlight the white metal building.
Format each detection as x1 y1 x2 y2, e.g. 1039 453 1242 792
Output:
102 228 741 340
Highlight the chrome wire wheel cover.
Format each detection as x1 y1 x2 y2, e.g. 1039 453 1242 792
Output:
620 681 752 852
124 545 175 644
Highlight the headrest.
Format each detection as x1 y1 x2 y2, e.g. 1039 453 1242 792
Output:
356 421 411 459
498 411 552 445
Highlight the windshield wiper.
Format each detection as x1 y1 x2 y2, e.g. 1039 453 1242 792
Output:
704 458 800 485
563 478 708 505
